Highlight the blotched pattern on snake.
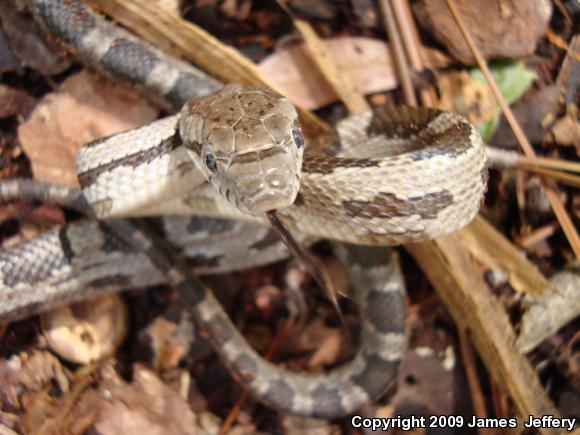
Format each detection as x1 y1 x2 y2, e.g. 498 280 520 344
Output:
0 0 487 418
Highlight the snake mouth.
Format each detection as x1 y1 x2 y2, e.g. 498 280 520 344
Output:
233 168 298 215
245 190 297 214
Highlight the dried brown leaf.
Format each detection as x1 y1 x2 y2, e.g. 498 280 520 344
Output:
0 84 35 119
94 364 197 435
0 350 69 410
549 108 580 151
260 37 449 110
276 2 370 114
88 0 328 137
413 0 552 65
18 71 159 186
143 315 196 371
281 317 349 369
393 348 459 416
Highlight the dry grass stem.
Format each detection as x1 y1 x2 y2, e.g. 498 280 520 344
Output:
88 0 328 137
275 0 370 114
445 0 580 259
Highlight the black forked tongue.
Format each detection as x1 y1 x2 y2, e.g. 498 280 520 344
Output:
265 211 350 341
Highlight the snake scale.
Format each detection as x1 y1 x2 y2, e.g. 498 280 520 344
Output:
0 0 487 418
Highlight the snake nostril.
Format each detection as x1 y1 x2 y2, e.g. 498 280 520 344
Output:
265 170 291 189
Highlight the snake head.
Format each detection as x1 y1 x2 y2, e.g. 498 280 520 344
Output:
180 84 304 216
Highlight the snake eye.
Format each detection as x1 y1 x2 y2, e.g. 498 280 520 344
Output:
205 153 218 172
292 128 304 149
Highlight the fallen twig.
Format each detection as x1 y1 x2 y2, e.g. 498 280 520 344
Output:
88 0 328 137
445 0 580 260
275 0 370 114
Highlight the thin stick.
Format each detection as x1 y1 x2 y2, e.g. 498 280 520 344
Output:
390 0 422 73
459 328 488 427
445 0 580 259
377 0 417 106
553 0 571 22
544 28 572 53
516 222 559 251
485 146 580 173
266 211 349 338
516 165 580 189
89 0 328 137
517 155 580 173
390 0 436 106
275 0 370 114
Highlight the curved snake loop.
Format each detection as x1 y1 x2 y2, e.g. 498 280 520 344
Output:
0 0 487 417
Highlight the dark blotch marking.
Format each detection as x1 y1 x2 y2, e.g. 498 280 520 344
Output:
367 107 472 161
343 190 453 220
350 354 400 399
259 147 287 160
309 384 344 417
366 289 405 334
59 226 76 263
37 0 97 46
340 245 394 270
87 274 131 290
149 217 169 237
183 140 202 155
78 133 181 188
203 316 234 345
186 217 236 235
262 379 296 411
145 245 175 274
367 106 439 139
101 38 159 85
99 222 135 254
186 254 222 269
231 353 258 384
250 230 281 251
412 122 473 161
302 152 380 175
229 151 259 167
293 192 305 207
174 278 207 305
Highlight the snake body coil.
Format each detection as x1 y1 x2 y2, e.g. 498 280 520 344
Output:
0 0 488 418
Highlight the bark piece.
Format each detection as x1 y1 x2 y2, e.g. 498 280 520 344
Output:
413 0 552 64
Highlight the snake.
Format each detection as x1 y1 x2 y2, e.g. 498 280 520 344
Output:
0 0 488 418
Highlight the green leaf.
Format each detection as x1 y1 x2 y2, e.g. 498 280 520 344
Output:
470 60 536 140
470 60 536 105
478 115 501 142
